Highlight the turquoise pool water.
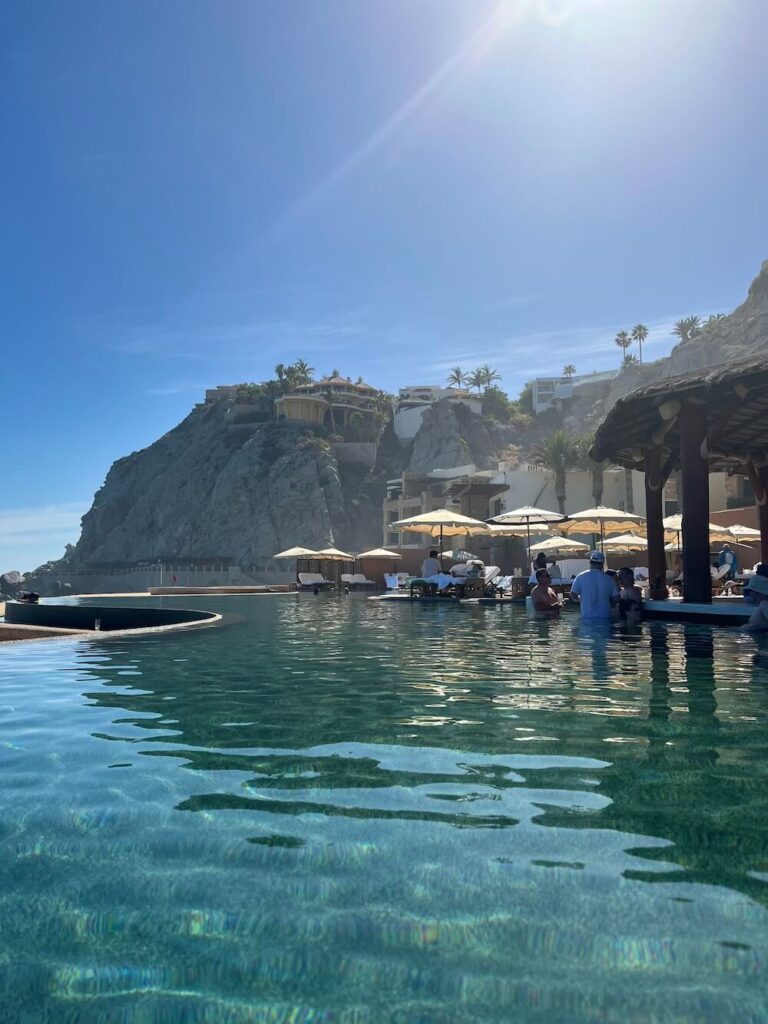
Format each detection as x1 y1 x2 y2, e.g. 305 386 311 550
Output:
2 594 768 1022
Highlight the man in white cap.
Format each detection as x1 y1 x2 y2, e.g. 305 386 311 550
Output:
569 550 618 620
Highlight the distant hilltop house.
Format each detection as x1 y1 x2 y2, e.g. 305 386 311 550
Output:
532 369 618 415
392 385 482 441
274 375 379 431
204 385 242 404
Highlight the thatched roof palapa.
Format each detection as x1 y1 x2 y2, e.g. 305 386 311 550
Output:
591 358 768 472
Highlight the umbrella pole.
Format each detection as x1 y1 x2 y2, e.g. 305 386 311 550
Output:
526 521 531 569
600 522 605 554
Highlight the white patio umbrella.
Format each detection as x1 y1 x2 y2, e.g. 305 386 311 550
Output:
529 536 589 554
315 547 356 561
356 548 402 560
389 508 490 559
273 546 321 581
662 515 732 548
488 506 565 561
727 523 761 563
559 506 645 551
602 532 648 554
444 548 478 562
273 546 319 558
728 524 761 542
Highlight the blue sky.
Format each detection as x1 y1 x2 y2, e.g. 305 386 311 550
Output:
2 0 768 570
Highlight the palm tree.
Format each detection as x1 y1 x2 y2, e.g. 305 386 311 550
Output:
274 362 287 384
623 353 640 367
292 359 315 384
447 367 466 388
672 316 702 344
479 364 501 388
706 313 726 325
322 387 338 434
614 331 632 363
531 430 579 515
686 315 702 339
467 368 485 393
576 432 605 506
630 323 648 364
672 319 688 342
562 364 576 378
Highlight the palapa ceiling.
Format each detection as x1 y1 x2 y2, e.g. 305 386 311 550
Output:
591 358 768 473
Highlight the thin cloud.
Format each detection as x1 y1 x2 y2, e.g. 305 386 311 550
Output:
105 313 366 360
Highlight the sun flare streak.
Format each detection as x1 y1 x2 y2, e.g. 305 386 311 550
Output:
281 0 532 223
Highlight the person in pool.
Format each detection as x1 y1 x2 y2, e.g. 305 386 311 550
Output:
743 562 768 605
617 566 643 625
569 551 619 620
531 568 562 613
746 574 768 631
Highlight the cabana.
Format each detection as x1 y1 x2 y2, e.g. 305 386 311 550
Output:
592 358 768 604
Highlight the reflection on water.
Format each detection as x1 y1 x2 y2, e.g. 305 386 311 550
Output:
1 594 768 1021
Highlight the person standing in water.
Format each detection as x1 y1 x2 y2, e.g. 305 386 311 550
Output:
569 551 619 620
531 569 562 613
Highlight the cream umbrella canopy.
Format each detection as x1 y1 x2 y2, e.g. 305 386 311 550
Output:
662 515 732 547
529 536 589 554
602 533 648 554
488 506 565 561
356 548 402 560
559 506 645 551
389 508 490 560
727 524 761 564
273 546 321 583
315 547 356 560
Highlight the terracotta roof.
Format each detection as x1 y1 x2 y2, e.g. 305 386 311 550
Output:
591 357 768 471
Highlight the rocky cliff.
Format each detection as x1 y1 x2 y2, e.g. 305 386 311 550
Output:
563 259 768 436
26 261 768 580
46 395 515 574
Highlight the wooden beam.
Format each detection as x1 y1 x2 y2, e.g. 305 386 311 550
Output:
679 401 712 604
756 465 768 564
645 447 668 600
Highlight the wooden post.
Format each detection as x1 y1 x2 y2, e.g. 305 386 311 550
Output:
679 401 711 604
758 466 768 564
645 466 667 600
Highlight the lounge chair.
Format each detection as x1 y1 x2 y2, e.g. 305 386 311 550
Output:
297 572 334 590
493 575 513 595
340 573 376 589
384 573 400 590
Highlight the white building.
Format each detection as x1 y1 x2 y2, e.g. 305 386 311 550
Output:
532 370 618 415
490 463 731 520
392 386 483 442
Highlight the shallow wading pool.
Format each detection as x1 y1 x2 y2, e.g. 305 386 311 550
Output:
2 593 768 1022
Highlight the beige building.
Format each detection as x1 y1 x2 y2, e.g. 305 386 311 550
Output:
491 462 739 520
274 375 379 432
383 464 506 548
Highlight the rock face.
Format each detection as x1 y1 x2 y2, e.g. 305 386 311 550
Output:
58 396 516 573
564 260 768 436
72 407 352 565
408 401 501 474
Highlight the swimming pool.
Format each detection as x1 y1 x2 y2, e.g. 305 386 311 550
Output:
2 594 768 1021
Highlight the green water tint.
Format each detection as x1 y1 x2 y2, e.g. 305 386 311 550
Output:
2 595 768 1022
